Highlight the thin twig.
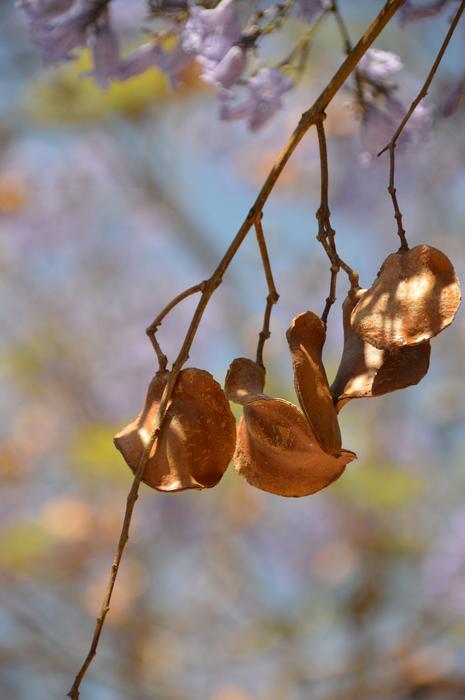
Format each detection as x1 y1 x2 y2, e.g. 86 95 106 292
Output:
331 0 365 112
388 144 408 248
378 0 465 249
146 282 204 370
254 215 279 368
67 2 407 696
379 0 465 155
278 4 330 74
315 117 359 323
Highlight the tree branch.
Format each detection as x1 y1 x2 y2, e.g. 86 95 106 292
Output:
67 2 407 696
378 0 465 249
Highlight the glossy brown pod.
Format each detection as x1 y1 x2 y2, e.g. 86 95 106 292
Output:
225 358 355 497
331 289 431 412
114 368 236 492
287 311 341 456
351 245 461 350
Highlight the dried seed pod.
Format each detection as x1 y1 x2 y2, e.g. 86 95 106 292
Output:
331 289 431 412
287 311 341 456
224 357 266 405
225 357 355 497
351 244 461 350
114 368 236 493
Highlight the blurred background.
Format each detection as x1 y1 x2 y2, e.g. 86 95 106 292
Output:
1 1 465 698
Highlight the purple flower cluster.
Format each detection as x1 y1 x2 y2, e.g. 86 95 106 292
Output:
356 48 433 156
118 42 190 88
20 0 122 87
18 1 459 134
182 0 241 76
359 48 403 83
220 68 293 132
361 98 433 155
19 0 295 130
20 0 97 64
180 0 250 92
179 0 293 128
399 0 456 24
86 12 119 88
441 74 465 118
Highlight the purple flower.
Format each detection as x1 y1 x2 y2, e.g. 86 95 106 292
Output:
294 0 331 22
220 68 293 131
19 0 75 22
182 0 242 84
118 42 190 88
407 100 433 144
361 96 433 154
182 0 241 58
399 0 453 24
153 43 191 88
361 103 398 154
117 43 159 80
203 44 246 89
359 48 403 82
441 73 465 118
20 0 95 65
86 13 119 88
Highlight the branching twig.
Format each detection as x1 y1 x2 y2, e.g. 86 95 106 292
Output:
378 0 465 249
278 5 330 74
67 2 407 696
315 117 359 323
146 282 204 370
255 215 279 369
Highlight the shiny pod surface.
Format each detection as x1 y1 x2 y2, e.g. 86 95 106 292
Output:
114 368 236 492
287 311 342 456
350 245 461 350
225 357 355 497
332 289 431 411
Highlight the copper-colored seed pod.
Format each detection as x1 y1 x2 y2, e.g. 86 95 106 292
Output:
287 311 342 456
331 289 431 412
225 357 355 498
224 357 266 405
350 244 461 350
114 368 236 493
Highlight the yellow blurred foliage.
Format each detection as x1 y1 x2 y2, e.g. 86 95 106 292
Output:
0 522 50 572
72 423 128 482
26 49 172 124
335 460 425 511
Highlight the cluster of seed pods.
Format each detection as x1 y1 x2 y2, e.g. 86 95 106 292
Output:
114 243 461 498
